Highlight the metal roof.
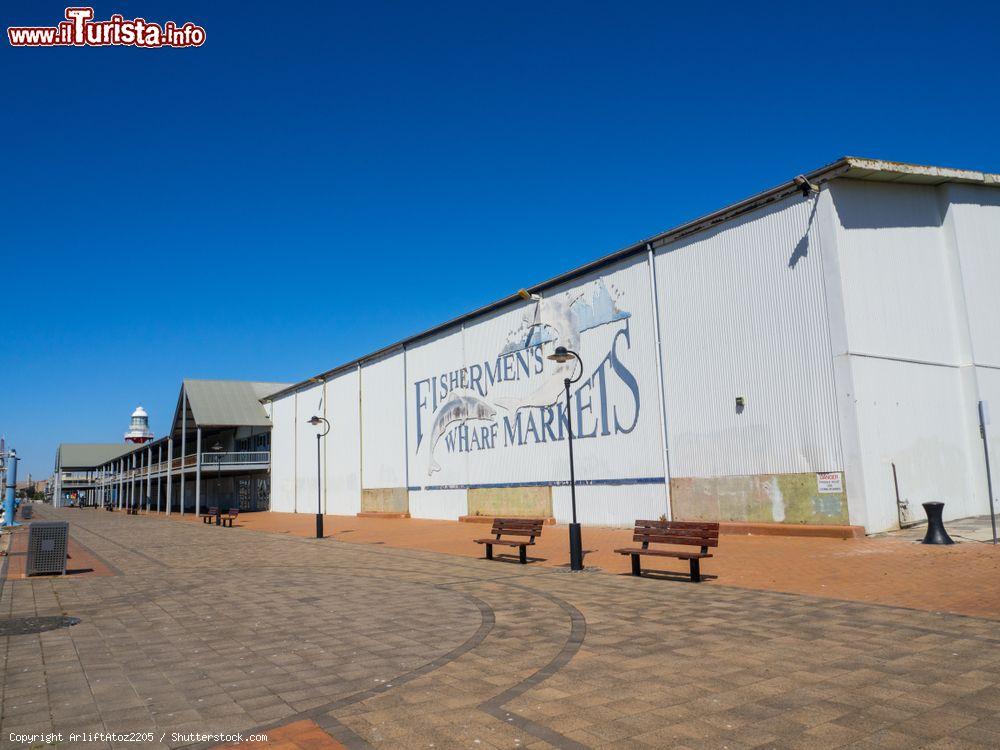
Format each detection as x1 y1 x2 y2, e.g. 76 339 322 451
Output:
182 379 291 427
256 156 1000 403
56 443 134 470
837 157 1000 186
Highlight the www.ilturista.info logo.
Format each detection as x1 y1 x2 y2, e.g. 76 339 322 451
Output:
8 7 206 48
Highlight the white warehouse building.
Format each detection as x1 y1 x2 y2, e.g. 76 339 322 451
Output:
264 157 1000 534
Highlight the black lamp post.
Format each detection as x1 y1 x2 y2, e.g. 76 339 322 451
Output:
547 346 584 570
307 416 330 539
210 441 224 525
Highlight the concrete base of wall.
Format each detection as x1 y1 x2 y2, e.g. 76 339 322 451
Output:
357 511 411 519
458 515 557 525
719 521 865 539
671 472 850 526
361 487 409 515
467 486 552 519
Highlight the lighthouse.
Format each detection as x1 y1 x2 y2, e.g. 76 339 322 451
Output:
124 406 154 444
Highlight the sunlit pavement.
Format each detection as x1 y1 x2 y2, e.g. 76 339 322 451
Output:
158 507 1000 620
3 506 1000 749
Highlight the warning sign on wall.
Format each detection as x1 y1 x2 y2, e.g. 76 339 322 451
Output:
817 472 844 494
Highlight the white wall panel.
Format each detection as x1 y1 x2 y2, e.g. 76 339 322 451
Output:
850 356 987 533
294 383 324 514
269 393 297 513
552 483 666 527
361 353 407 488
409 489 468 520
406 328 468 489
830 181 965 364
325 369 361 515
943 184 1000 368
656 193 842 477
976 367 1000 517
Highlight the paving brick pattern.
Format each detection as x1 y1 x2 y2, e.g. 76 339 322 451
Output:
3 507 1000 750
163 510 1000 620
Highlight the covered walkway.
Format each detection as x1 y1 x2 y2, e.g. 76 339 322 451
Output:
79 379 289 515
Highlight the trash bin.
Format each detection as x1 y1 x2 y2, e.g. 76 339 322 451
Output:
26 521 69 576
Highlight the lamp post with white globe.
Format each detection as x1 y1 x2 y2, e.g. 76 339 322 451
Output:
307 416 331 539
547 346 585 571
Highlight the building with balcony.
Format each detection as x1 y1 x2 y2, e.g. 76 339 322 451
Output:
52 443 134 506
54 379 289 514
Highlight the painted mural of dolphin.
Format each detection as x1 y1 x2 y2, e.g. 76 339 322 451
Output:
426 391 497 475
493 291 583 412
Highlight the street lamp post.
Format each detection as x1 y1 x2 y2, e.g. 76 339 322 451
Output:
210 441 224 525
547 346 584 570
307 416 330 539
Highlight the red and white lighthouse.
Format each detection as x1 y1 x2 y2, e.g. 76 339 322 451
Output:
124 406 154 444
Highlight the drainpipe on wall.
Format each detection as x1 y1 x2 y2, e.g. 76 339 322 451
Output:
646 244 673 520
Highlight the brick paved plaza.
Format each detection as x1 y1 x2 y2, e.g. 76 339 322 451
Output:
3 508 1000 750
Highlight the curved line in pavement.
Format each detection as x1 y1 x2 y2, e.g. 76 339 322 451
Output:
54 511 590 748
478 581 590 750
179 587 495 750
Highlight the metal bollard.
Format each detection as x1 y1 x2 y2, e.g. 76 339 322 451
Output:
921 501 955 545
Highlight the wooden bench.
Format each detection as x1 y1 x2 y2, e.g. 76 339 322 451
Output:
201 506 218 524
615 520 719 582
474 518 543 564
220 508 239 527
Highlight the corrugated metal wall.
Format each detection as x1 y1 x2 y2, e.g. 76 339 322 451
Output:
847 356 982 531
831 181 966 363
655 193 843 477
406 326 469 491
945 184 1000 367
269 393 296 512
265 178 1000 533
977 367 1000 507
294 383 324 514
360 352 407 490
324 369 362 516
827 180 998 531
553 483 666 528
269 197 846 526
409 488 468 520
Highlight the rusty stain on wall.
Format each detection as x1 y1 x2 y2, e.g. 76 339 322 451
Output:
361 487 409 514
670 472 849 525
467 486 553 519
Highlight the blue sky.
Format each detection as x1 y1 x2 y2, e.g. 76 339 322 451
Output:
4 1 999 477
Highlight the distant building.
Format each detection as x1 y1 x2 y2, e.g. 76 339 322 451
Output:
54 380 289 512
15 477 48 494
52 444 133 506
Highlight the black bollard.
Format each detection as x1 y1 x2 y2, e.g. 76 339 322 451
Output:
921 501 955 545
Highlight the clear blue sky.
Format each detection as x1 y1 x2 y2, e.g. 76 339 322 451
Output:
4 1 999 478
